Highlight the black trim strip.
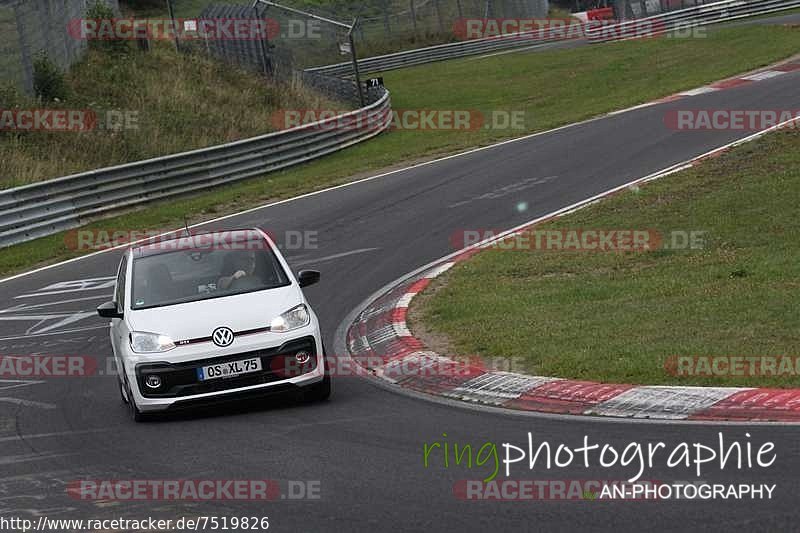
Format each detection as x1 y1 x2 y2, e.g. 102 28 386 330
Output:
175 326 271 346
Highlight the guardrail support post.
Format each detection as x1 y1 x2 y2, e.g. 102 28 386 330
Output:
349 19 365 107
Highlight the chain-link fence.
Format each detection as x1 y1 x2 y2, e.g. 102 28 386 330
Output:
616 0 717 18
184 3 374 105
0 0 119 94
199 0 551 68
357 0 549 42
185 0 547 104
281 0 550 56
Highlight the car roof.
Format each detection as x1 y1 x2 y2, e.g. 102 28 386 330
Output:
130 228 271 258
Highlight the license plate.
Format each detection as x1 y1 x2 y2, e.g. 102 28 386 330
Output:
197 357 262 381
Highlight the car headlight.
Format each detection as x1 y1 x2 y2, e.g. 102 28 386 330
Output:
130 331 176 353
270 304 310 333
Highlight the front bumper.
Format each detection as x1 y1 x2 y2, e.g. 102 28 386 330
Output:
129 336 324 412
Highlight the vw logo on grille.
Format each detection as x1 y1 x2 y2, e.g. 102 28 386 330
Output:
212 327 234 347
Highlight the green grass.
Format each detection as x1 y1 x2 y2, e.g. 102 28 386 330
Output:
415 129 800 388
1 24 798 279
0 42 343 188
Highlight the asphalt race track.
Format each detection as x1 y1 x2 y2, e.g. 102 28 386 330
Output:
1 62 799 532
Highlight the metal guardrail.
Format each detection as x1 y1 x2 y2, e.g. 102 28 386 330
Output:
308 0 800 76
0 89 391 248
306 31 579 77
5 0 796 249
586 0 800 42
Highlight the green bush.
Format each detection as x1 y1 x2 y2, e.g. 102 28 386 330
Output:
32 52 68 102
86 1 130 54
0 84 23 109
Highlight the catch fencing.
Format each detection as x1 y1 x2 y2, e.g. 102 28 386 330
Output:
591 0 800 40
0 0 118 94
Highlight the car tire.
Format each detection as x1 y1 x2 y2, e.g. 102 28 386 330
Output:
303 353 331 403
125 377 150 423
119 378 129 404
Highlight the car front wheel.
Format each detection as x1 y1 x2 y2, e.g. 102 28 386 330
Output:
124 376 150 422
303 356 331 402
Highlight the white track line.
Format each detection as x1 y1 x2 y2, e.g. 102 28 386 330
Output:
4 62 797 286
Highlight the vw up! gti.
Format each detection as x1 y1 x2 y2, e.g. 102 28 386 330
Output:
97 228 330 421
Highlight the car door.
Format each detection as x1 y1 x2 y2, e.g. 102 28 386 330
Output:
110 253 128 381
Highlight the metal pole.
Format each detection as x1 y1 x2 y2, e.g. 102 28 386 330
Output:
251 0 362 104
382 0 392 37
254 0 351 29
434 0 444 33
348 19 365 107
13 4 34 95
166 0 180 52
254 3 272 77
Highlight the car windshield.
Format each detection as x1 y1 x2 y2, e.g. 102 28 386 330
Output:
130 236 290 310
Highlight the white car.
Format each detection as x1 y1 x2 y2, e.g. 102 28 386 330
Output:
97 228 330 421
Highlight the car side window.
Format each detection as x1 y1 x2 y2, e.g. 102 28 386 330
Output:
115 255 127 313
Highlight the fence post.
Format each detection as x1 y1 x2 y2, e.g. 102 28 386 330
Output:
348 19 365 107
13 4 34 95
456 0 464 19
410 0 418 35
434 0 444 33
382 0 392 37
166 0 180 51
254 3 273 77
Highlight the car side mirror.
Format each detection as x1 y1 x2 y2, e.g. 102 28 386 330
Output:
97 301 123 319
297 270 321 288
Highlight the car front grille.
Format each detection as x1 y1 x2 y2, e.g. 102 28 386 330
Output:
135 336 318 398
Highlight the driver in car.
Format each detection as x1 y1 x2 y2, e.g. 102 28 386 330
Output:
218 251 258 290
